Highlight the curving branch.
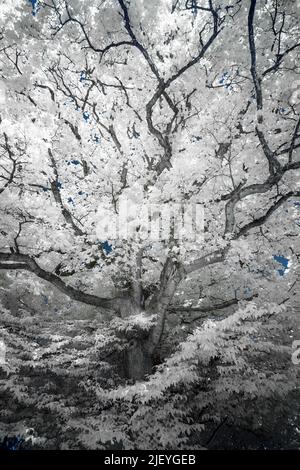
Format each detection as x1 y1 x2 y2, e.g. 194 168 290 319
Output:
262 0 300 79
223 165 297 235
0 251 119 309
262 42 300 77
248 0 281 174
184 248 228 275
169 294 258 323
145 0 223 176
52 1 134 55
255 126 281 176
48 148 85 236
236 191 300 238
117 0 178 177
222 0 297 236
248 0 262 111
0 133 18 195
47 0 224 180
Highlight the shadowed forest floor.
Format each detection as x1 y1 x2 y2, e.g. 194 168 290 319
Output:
0 302 299 450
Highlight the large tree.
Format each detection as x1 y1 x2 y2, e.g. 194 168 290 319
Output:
0 0 299 385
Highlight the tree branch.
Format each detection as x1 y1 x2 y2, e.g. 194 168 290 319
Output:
48 148 85 236
169 295 258 323
0 133 17 195
184 248 228 275
236 191 300 238
248 0 262 110
0 251 118 309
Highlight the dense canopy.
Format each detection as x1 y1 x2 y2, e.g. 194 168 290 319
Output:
0 0 299 450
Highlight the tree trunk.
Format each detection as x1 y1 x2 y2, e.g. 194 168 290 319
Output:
125 339 153 380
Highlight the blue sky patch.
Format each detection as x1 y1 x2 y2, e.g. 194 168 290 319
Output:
83 111 90 122
92 134 100 143
191 135 202 142
102 241 113 255
79 71 87 82
67 159 81 166
273 255 289 277
28 0 39 16
219 71 229 85
41 294 48 305
219 71 232 89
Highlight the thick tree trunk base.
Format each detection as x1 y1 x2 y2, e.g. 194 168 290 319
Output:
124 340 153 380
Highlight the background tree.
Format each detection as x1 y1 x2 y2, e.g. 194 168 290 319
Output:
0 0 299 449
